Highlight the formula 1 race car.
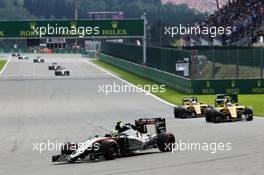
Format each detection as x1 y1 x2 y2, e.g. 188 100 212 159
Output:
33 57 44 63
205 94 253 123
52 118 175 162
54 67 70 76
12 53 21 57
48 63 59 70
174 97 209 118
18 55 28 60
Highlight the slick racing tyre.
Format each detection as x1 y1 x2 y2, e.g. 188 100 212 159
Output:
245 107 254 121
101 139 118 160
181 111 189 119
174 107 181 118
61 142 78 155
205 108 213 122
212 110 221 123
157 132 175 152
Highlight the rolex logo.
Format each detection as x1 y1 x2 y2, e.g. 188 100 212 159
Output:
189 82 192 88
70 21 77 28
29 21 36 29
111 21 118 29
231 80 236 88
257 80 261 87
206 81 210 88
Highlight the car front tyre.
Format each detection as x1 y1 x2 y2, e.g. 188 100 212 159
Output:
245 107 254 121
212 111 221 123
174 107 181 118
101 140 118 160
205 108 213 122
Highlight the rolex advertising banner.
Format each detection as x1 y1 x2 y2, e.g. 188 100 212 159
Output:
0 19 144 38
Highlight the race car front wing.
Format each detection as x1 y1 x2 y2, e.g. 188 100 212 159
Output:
52 154 71 162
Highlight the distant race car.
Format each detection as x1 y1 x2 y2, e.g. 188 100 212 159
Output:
205 94 253 123
52 118 175 162
33 57 44 63
174 97 210 118
48 63 59 70
18 55 28 60
12 53 20 57
55 67 70 76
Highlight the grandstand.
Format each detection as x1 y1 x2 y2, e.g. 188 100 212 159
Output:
182 0 264 46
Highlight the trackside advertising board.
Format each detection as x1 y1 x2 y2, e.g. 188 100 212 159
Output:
0 19 144 38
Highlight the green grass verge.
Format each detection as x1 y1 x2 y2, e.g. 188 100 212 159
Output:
92 59 264 117
0 59 7 72
197 62 261 79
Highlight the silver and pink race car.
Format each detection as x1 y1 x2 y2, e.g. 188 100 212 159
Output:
52 118 175 162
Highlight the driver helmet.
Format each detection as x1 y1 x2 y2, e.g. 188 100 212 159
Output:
225 99 232 107
115 120 123 132
110 130 118 138
190 97 197 105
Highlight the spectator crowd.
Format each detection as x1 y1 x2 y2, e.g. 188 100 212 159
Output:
191 0 264 45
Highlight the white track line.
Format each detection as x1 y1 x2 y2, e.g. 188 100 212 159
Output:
82 59 175 107
0 59 10 74
81 58 264 119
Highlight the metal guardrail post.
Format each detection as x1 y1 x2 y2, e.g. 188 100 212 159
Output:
212 48 216 79
191 49 196 80
261 49 264 79
142 13 147 65
236 48 239 79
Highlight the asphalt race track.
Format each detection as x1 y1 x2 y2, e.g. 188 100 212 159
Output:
0 54 263 175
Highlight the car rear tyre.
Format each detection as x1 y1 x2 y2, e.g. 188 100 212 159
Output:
157 132 175 152
101 139 118 160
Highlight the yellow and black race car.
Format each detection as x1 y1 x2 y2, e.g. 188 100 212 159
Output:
174 97 209 119
205 94 253 123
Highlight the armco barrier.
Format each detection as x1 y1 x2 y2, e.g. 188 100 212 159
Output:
101 42 192 76
192 79 264 94
100 54 264 94
100 54 193 93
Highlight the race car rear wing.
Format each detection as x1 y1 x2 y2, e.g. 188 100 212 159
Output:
215 93 238 106
135 118 166 134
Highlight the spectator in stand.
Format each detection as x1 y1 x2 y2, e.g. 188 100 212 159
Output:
190 0 264 45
